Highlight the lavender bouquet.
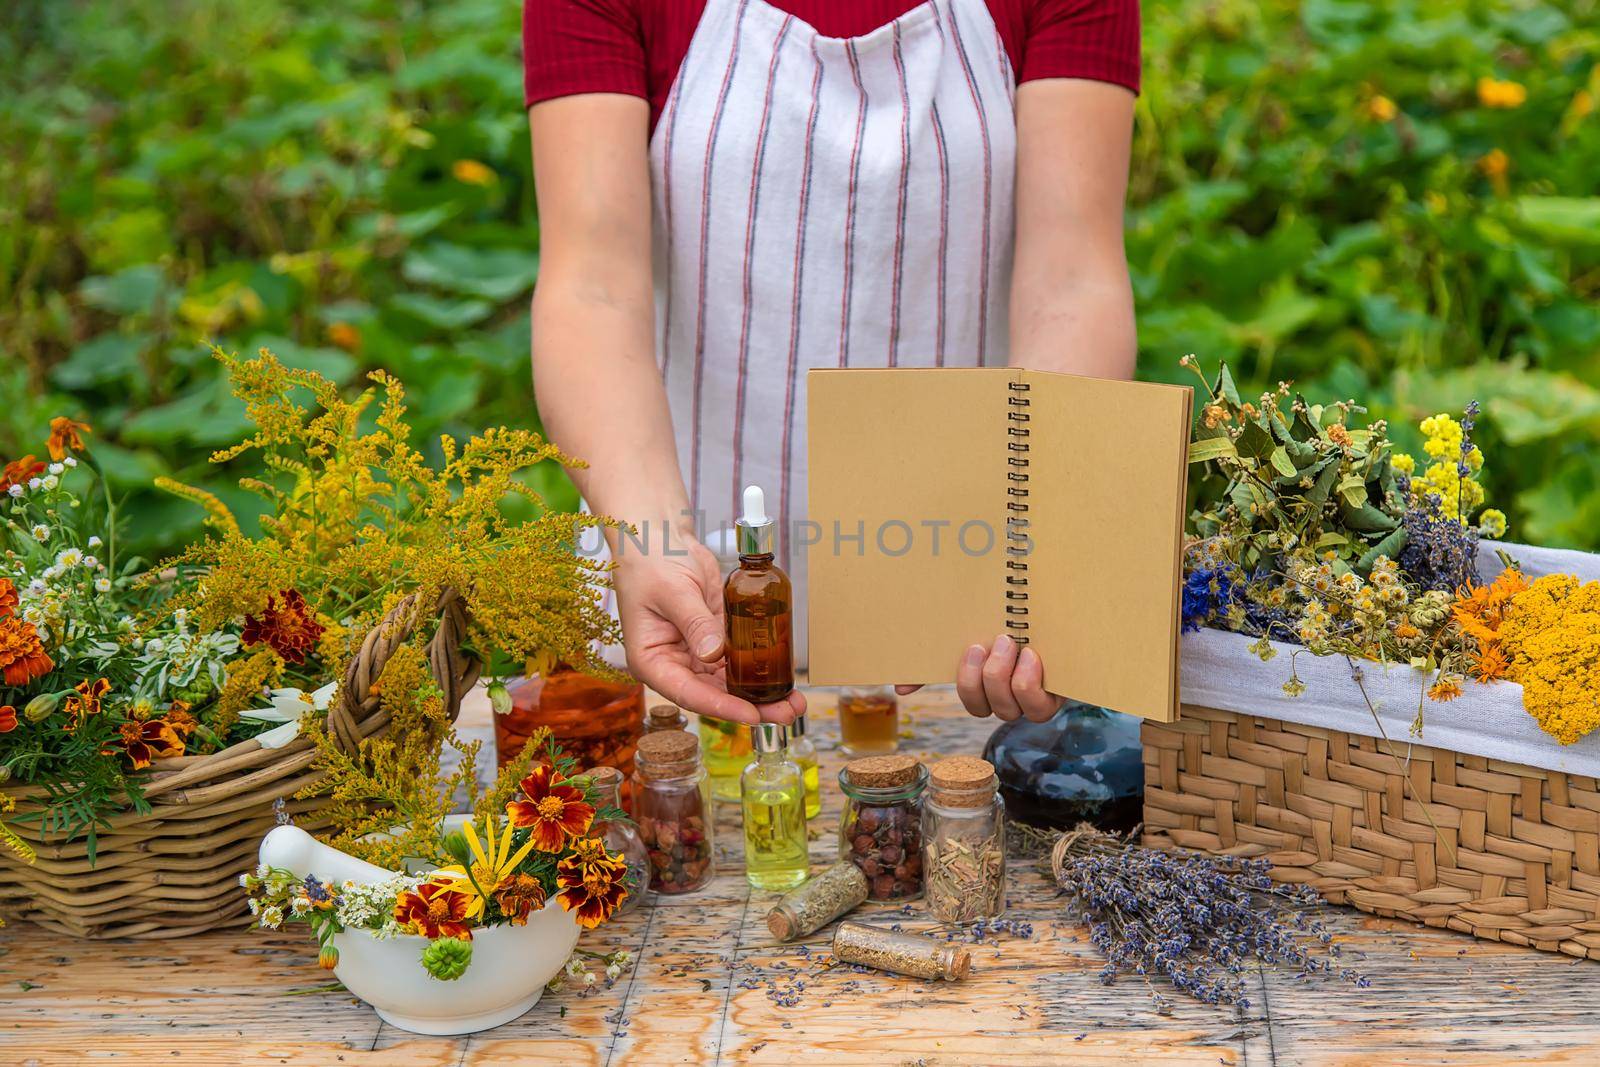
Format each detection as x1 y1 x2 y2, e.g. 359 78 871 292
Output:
1050 828 1368 1012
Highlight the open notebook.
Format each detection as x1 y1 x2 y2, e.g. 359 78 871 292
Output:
806 367 1192 722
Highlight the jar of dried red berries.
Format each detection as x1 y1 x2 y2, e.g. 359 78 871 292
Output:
633 729 715 894
837 754 928 902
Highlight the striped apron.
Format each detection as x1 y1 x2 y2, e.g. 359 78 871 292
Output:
632 0 1017 667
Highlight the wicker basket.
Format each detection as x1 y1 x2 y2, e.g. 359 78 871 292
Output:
1143 704 1600 961
0 588 481 939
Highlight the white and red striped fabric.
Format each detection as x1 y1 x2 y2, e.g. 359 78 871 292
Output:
647 0 1016 665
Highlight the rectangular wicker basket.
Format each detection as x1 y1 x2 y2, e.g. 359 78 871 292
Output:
1143 704 1600 960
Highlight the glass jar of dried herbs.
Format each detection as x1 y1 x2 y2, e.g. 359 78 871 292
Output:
633 729 715 894
838 754 927 902
922 756 1006 923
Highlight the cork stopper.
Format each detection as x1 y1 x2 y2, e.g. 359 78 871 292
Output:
928 756 996 807
636 728 700 763
586 766 622 789
945 943 974 980
646 703 686 730
844 754 920 789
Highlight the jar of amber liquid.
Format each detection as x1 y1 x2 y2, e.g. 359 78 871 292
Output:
838 685 900 757
495 664 645 805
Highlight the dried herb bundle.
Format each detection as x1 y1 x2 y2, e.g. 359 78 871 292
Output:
1051 828 1367 1012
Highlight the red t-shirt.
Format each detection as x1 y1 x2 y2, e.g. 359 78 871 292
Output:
523 0 1140 128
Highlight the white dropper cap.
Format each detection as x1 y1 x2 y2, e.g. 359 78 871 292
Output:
735 484 774 554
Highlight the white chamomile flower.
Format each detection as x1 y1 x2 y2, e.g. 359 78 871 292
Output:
6 484 21 498
95 577 112 593
31 524 49 541
40 475 58 490
27 579 46 595
47 462 63 475
259 905 284 929
27 477 41 491
42 565 59 581
82 555 98 569
55 548 83 568
63 456 78 468
583 972 597 987
87 534 102 548
565 958 585 978
247 898 262 915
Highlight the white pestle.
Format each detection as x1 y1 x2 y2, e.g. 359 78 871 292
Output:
258 825 394 886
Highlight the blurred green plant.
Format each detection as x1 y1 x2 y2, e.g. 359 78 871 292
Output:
1 0 1597 557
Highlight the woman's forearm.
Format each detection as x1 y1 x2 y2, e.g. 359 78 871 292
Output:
529 95 692 547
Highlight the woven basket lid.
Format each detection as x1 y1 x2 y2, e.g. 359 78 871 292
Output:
637 728 700 762
844 754 921 788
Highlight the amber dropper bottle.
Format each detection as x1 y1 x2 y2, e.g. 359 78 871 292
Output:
724 485 795 705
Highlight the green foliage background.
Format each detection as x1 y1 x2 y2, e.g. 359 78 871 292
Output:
3 0 1598 560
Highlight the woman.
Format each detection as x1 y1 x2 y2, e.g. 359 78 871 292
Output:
524 0 1138 726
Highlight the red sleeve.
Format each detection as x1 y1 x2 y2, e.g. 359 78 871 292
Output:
523 0 647 110
1019 0 1140 95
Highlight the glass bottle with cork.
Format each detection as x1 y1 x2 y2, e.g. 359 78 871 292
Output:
632 729 714 894
838 684 900 756
583 766 651 915
644 702 688 735
739 723 809 891
838 754 927 902
922 756 1007 923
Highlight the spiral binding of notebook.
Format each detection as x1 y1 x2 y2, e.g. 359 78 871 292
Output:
1005 379 1031 645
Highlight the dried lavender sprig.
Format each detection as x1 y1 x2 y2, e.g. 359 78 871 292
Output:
1051 828 1368 1013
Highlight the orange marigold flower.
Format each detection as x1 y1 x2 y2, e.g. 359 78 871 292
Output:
0 615 54 687
0 455 45 495
241 589 326 665
1393 622 1420 641
0 705 17 733
107 718 185 770
1427 675 1465 703
555 846 628 929
394 879 476 940
0 577 18 618
62 677 111 732
326 321 362 352
506 764 595 852
163 702 199 738
493 873 548 926
1473 643 1510 683
46 417 91 461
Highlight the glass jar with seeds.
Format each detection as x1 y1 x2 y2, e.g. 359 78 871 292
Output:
922 755 1006 923
633 729 715 894
766 860 869 942
838 755 928 902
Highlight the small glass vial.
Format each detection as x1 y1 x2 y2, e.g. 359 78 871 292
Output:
740 723 809 892
723 486 794 705
633 729 714 894
832 921 971 981
790 713 821 820
838 755 927 902
585 766 651 916
838 685 899 757
644 702 688 734
922 756 1007 923
766 860 868 942
700 716 749 804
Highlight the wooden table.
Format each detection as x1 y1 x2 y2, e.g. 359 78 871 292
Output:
4 688 1598 1066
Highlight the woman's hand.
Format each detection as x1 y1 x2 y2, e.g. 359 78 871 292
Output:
613 535 804 727
895 634 1063 722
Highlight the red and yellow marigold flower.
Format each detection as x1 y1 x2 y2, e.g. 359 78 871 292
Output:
0 615 54 687
162 701 199 738
505 764 595 852
108 718 186 770
0 578 18 618
0 705 17 733
555 842 628 929
241 589 326 665
0 456 44 495
46 417 91 461
394 878 476 940
62 677 111 732
493 873 548 926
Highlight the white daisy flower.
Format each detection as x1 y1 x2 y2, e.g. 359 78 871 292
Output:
95 578 112 593
30 524 49 541
40 475 57 490
82 555 98 569
27 477 41 491
6 484 21 498
55 548 83 568
47 462 63 475
86 534 102 547
63 457 78 468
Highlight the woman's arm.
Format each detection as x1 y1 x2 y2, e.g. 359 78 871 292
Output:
930 77 1138 721
1009 78 1137 380
529 94 801 725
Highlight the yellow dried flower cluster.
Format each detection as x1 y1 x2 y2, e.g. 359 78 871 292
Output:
1497 574 1600 745
208 645 283 738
